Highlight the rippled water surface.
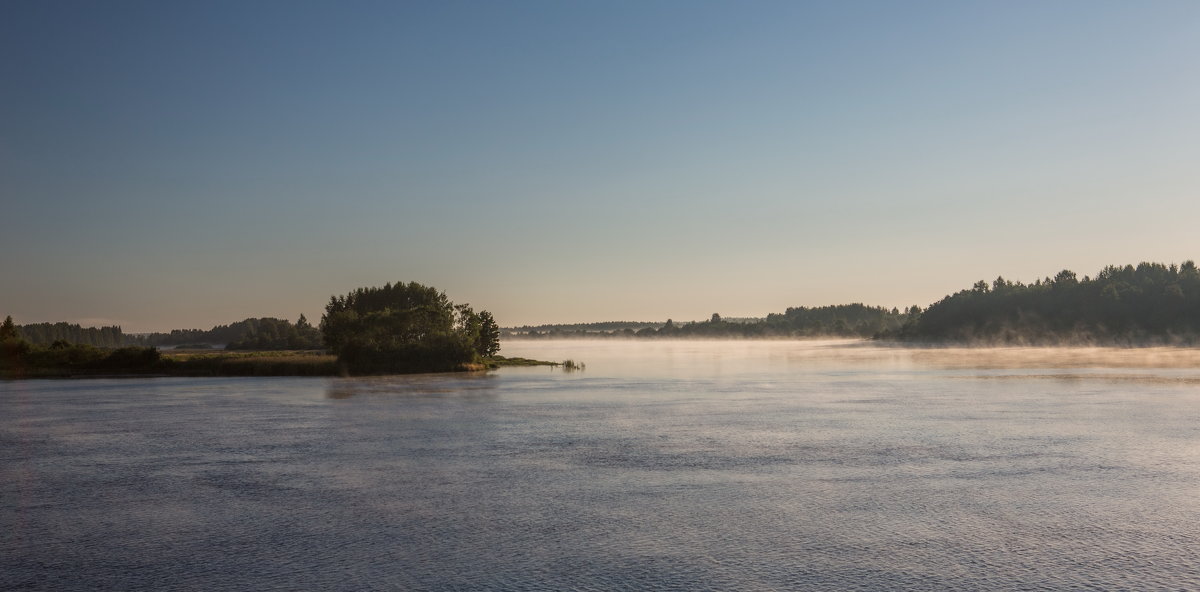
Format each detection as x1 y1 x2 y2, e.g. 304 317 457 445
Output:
4 340 1200 590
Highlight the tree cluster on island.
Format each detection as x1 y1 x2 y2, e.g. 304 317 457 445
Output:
321 281 500 374
1 281 501 378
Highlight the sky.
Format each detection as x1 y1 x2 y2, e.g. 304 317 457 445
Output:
2 1 1198 332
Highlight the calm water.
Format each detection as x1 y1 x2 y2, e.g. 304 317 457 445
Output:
4 340 1200 591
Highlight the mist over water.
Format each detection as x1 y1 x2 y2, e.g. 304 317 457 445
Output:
4 340 1200 590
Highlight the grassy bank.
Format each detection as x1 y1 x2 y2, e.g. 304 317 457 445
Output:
1 344 562 379
158 350 339 376
486 355 561 368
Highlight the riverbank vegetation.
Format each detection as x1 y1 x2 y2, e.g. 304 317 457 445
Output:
0 332 337 379
506 261 1200 346
11 316 323 350
321 282 501 374
0 279 532 378
891 261 1200 345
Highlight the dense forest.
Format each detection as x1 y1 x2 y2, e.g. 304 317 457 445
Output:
511 261 1200 344
14 322 132 348
12 316 323 349
0 316 162 377
131 316 323 349
893 261 1200 344
222 316 323 350
321 281 500 374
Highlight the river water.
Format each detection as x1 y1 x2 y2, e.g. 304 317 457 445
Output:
3 340 1200 590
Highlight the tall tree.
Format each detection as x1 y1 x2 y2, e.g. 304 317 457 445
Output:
0 316 17 340
476 311 500 357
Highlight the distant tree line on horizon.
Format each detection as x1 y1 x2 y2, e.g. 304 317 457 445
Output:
1 316 162 377
6 260 1200 374
131 316 323 349
14 322 131 348
508 260 1200 344
509 305 918 339
893 261 1200 344
10 316 324 350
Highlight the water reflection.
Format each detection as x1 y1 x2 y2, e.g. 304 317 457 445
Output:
4 343 1200 591
326 372 501 400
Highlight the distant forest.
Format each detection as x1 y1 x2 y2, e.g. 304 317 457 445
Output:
15 316 323 350
508 305 916 339
8 260 1200 350
895 261 1200 344
510 261 1200 345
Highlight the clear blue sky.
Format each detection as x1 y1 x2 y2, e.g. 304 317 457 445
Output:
3 1 1198 331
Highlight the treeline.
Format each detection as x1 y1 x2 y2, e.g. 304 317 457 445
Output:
894 261 1200 344
15 322 131 348
222 317 322 350
512 306 915 339
131 316 322 349
322 281 499 374
0 317 162 377
11 316 323 350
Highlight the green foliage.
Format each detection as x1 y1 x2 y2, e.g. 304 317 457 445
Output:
0 339 160 378
897 261 1200 344
224 317 323 350
321 281 501 374
129 316 323 349
476 311 500 357
16 321 127 348
0 316 17 340
486 355 558 367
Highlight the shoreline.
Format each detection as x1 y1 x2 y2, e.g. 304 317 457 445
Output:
1 352 562 380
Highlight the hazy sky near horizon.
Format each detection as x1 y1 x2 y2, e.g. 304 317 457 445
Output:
3 1 1198 331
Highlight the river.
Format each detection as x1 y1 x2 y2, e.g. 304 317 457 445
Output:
3 340 1199 590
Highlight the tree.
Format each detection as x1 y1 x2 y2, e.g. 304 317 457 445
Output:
321 282 498 374
0 316 17 340
476 311 500 357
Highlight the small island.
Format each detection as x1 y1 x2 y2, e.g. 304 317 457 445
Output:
0 282 561 379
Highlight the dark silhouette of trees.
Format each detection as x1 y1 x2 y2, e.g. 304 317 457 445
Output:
0 316 17 340
15 321 127 348
224 317 323 350
896 260 1200 344
321 281 500 374
477 311 501 357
